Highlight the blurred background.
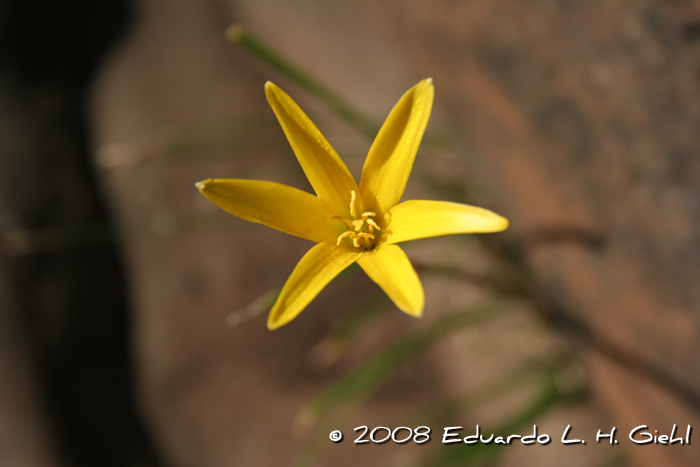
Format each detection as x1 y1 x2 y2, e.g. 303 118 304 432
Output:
1 1 700 466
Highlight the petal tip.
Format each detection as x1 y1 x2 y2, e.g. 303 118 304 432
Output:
267 305 288 330
265 289 316 332
418 78 434 91
264 81 281 98
195 178 213 192
398 301 423 318
493 214 509 232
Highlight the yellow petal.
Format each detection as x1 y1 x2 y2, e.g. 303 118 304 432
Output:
196 178 341 244
356 244 424 317
359 79 434 216
384 200 509 244
265 82 360 215
268 243 358 330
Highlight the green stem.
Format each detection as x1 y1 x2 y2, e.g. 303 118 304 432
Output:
227 25 380 139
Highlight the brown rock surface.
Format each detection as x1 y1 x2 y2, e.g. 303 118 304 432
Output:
361 1 700 465
85 0 700 465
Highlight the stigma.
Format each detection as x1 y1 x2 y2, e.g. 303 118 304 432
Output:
333 191 381 249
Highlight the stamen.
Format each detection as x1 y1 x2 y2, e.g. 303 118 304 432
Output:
334 191 381 250
366 218 381 231
336 231 355 246
332 216 354 230
350 190 357 219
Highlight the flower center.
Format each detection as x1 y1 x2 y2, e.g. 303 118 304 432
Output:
333 191 381 249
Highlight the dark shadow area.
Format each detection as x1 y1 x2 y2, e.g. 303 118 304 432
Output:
0 1 161 465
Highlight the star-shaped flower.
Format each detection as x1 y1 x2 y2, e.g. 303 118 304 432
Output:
196 79 508 330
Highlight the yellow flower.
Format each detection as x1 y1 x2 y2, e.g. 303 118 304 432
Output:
196 79 508 330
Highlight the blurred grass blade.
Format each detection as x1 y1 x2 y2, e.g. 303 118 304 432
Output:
225 288 280 327
420 262 529 298
395 358 550 427
306 292 392 370
227 24 380 139
428 366 585 467
227 264 362 329
428 384 558 466
297 303 508 428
